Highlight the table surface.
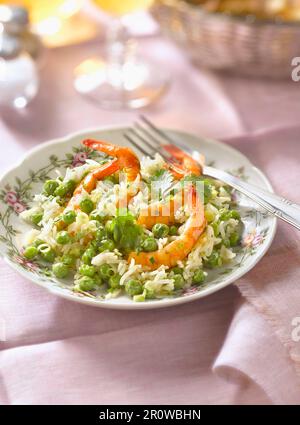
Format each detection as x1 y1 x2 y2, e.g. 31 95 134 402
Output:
1 34 300 405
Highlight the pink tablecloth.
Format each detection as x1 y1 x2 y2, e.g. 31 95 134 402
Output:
1 35 300 405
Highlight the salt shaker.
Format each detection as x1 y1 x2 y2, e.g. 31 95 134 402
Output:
0 32 39 109
0 5 41 109
0 5 44 63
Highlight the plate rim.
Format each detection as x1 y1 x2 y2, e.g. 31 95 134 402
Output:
0 125 277 310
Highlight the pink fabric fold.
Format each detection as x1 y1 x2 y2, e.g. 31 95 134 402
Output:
217 126 300 402
213 302 299 405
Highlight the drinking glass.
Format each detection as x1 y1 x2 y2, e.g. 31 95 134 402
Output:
74 0 170 109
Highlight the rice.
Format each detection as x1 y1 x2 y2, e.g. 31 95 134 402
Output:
220 245 236 262
20 147 243 301
140 153 166 179
92 252 122 266
63 159 99 183
120 259 142 286
142 266 175 295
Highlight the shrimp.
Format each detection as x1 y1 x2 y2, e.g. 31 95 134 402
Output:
83 139 140 183
67 159 120 210
163 144 203 179
65 139 141 211
138 146 204 228
137 191 183 229
128 187 207 270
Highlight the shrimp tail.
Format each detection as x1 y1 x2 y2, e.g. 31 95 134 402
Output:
163 144 203 178
82 139 140 183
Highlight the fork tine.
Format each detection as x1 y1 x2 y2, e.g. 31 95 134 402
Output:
125 126 172 163
129 128 156 155
129 127 172 163
123 133 151 158
140 115 179 147
134 122 172 160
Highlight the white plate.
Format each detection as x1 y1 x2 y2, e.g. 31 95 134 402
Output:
0 126 277 309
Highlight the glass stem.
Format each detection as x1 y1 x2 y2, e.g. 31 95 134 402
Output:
106 18 135 90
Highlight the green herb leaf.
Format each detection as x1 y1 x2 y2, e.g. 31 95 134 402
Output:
111 210 143 252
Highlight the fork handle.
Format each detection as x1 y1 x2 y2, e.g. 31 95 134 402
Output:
204 166 300 231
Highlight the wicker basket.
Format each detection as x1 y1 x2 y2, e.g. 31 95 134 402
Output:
151 0 300 78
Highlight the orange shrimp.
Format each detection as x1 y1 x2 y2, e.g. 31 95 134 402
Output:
163 144 203 179
67 159 120 210
137 191 183 229
83 139 140 183
128 187 207 270
138 146 203 228
66 139 141 212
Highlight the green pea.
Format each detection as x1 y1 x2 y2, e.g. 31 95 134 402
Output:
109 274 121 289
65 180 76 193
145 288 156 299
78 276 96 292
79 198 94 214
205 252 221 269
56 231 71 245
173 274 185 290
152 223 169 238
142 238 158 252
42 250 56 263
90 210 104 222
82 247 96 264
43 180 59 196
169 225 178 236
31 212 43 226
172 266 183 275
98 239 115 252
23 246 38 260
52 262 69 279
33 238 44 247
229 232 240 247
99 264 115 280
54 180 76 197
125 279 143 296
38 244 56 263
79 264 96 277
193 269 205 285
62 210 76 225
205 209 215 223
94 273 103 287
69 246 82 258
61 254 76 267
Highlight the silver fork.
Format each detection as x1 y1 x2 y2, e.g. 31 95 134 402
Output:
124 116 300 231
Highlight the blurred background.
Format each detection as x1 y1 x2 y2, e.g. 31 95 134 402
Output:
1 0 300 158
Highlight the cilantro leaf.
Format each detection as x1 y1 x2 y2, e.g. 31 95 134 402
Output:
111 210 143 252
